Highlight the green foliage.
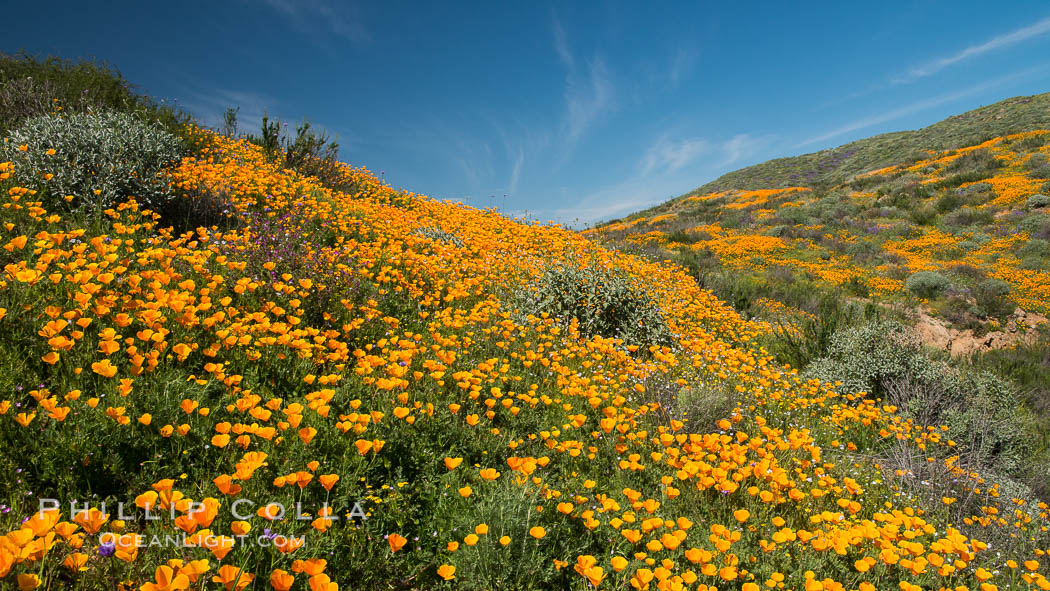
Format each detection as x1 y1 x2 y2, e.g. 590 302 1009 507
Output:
1019 255 1049 271
804 320 932 397
934 171 993 190
909 205 938 225
1018 238 1050 259
939 371 1031 475
935 192 963 213
763 296 872 370
665 229 699 244
220 106 239 138
1019 213 1050 239
973 278 1014 318
944 147 1004 174
647 378 739 431
942 206 995 230
1027 193 1050 209
1017 239 1050 271
905 271 951 299
0 51 191 138
2 111 184 213
523 262 672 349
246 113 359 194
805 320 1031 476
933 294 986 329
1029 166 1050 180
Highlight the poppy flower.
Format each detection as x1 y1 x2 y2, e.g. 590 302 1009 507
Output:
141 565 190 591
212 565 254 591
387 533 407 552
437 565 456 580
270 569 294 591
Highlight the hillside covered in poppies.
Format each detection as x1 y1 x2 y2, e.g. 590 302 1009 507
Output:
2 54 1050 591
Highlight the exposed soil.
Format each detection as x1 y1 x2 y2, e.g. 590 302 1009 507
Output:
913 306 1048 357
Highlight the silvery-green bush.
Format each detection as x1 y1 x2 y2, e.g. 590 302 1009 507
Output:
2 111 183 213
905 270 951 299
803 320 934 396
1027 193 1050 209
522 262 672 350
806 319 1029 474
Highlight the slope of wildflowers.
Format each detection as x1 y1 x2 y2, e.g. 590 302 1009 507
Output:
594 129 1050 329
1 125 1050 591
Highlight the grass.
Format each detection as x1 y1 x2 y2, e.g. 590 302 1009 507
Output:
0 51 191 138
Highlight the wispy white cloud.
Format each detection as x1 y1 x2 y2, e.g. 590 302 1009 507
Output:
260 0 370 44
668 47 694 89
544 186 669 227
821 16 1050 109
551 11 574 69
721 133 768 166
508 147 524 195
642 136 709 176
535 132 773 226
896 16 1050 84
798 68 1039 147
176 86 278 132
564 57 613 144
641 133 769 177
549 15 614 155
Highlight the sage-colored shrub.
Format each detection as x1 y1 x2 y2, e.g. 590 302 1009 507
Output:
2 111 183 213
974 278 1014 318
1027 193 1050 209
805 320 1029 474
803 320 935 397
905 271 951 299
523 262 672 349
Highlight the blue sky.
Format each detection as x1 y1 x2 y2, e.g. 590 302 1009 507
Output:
7 1 1050 225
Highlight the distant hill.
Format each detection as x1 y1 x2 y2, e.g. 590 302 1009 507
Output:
616 93 1050 223
591 91 1050 335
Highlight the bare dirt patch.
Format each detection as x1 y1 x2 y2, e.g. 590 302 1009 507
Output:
913 307 1048 357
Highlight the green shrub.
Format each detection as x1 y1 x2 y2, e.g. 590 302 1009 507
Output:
942 206 994 228
245 114 361 196
1018 238 1050 259
934 171 992 190
0 51 190 138
1027 194 1050 209
905 271 951 299
935 192 963 213
805 321 1031 475
1029 167 1050 180
665 229 699 244
1019 255 1048 271
974 278 1014 318
2 111 184 213
761 295 869 370
1014 134 1050 151
950 263 987 281
803 320 935 396
939 371 1031 474
1018 214 1050 239
933 294 986 328
522 262 672 349
909 205 938 225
